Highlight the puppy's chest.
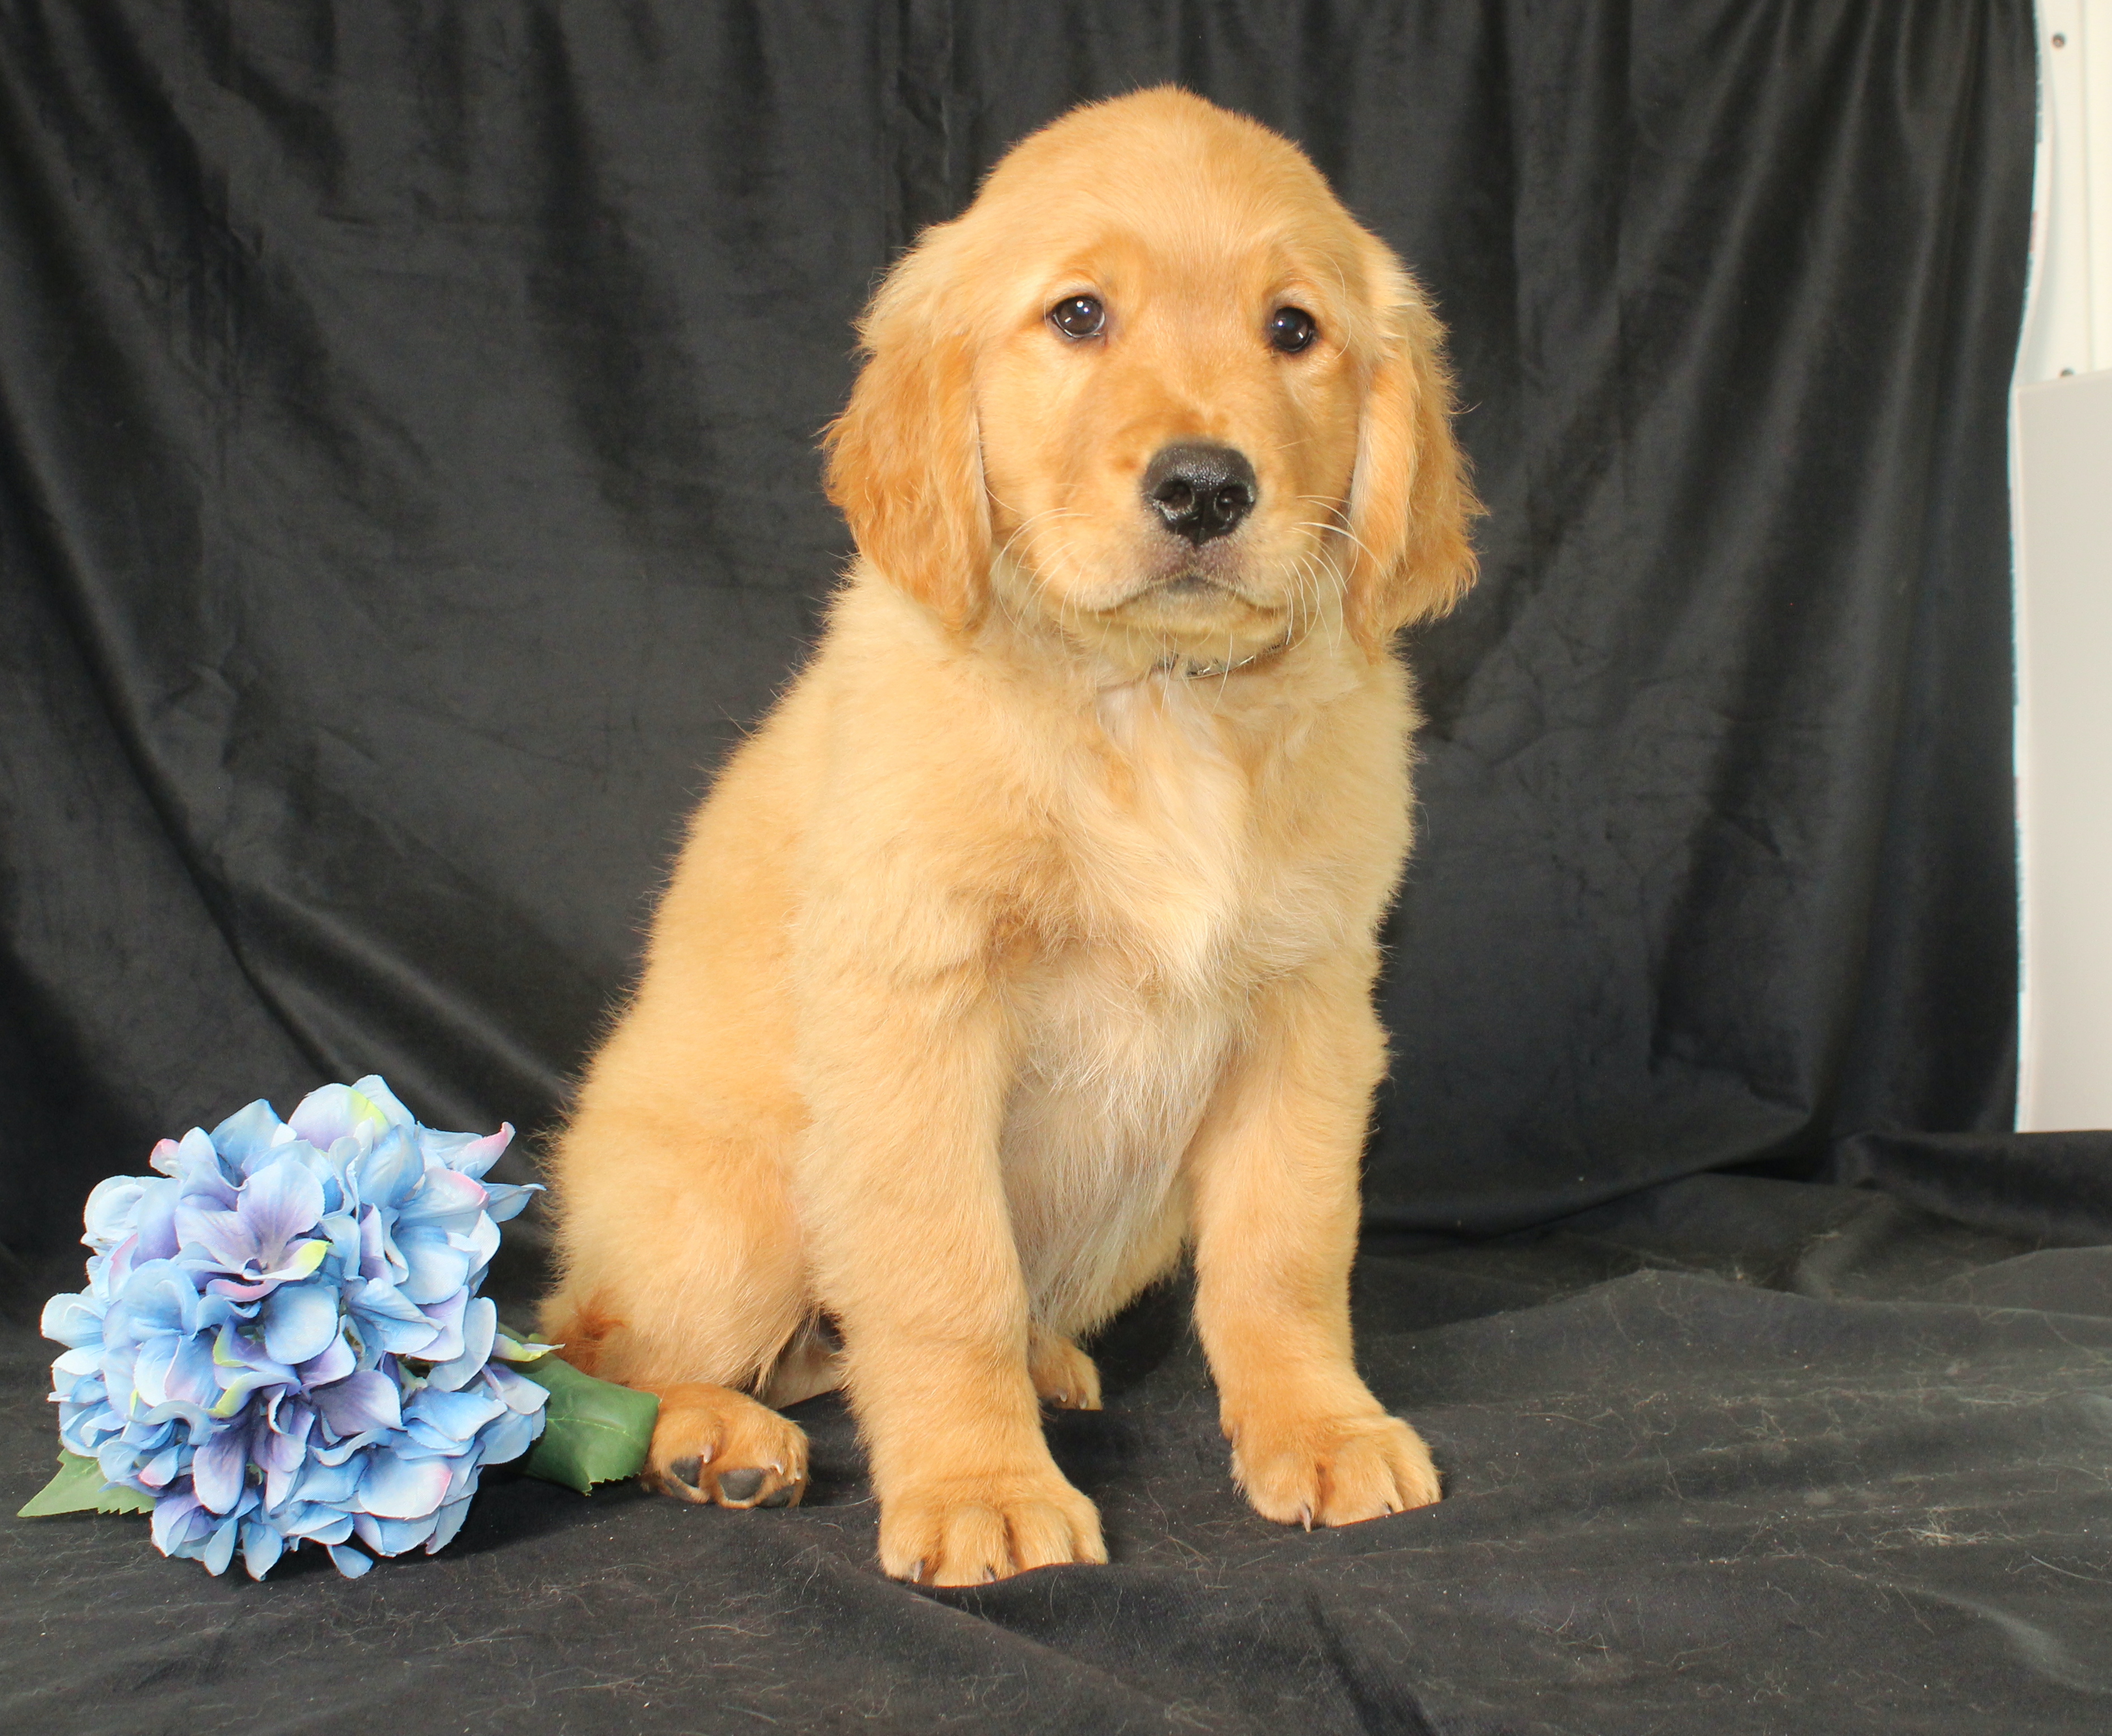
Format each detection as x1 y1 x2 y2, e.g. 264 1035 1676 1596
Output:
1013 691 1329 1120
1055 684 1323 988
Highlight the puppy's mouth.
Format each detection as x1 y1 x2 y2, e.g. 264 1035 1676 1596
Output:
1122 550 1270 612
1092 542 1294 628
1153 571 1232 601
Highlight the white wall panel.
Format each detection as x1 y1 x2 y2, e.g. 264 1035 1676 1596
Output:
2014 8 2112 1127
2015 368 2112 1130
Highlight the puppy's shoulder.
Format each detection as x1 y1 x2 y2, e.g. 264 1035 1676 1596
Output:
797 571 1053 857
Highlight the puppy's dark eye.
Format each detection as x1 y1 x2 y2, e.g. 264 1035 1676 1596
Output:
1049 295 1106 340
1268 306 1317 353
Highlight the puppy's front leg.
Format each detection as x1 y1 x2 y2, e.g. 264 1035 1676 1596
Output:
795 957 1104 1585
1188 954 1442 1527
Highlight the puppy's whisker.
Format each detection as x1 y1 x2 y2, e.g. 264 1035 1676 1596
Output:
993 506 1099 655
1282 548 1343 661
1284 553 1328 660
994 505 1086 573
1292 519 1386 575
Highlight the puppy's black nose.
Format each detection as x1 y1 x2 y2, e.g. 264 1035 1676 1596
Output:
1143 444 1256 546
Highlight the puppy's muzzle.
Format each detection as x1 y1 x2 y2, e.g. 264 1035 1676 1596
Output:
1144 444 1257 546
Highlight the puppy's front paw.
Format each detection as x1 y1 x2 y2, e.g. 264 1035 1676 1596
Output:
645 1382 809 1509
1230 1411 1440 1528
879 1471 1106 1585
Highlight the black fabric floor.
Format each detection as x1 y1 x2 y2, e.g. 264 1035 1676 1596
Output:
8 1140 2111 1735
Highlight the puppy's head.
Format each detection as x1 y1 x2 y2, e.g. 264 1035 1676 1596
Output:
824 88 1478 667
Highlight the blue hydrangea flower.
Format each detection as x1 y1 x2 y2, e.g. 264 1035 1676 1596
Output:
41 1077 549 1579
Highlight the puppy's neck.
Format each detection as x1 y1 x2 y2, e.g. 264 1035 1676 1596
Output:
1149 634 1295 681
973 574 1338 713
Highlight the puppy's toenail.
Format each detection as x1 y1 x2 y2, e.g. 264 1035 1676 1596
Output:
668 1456 702 1490
718 1467 766 1502
1299 1505 1314 1532
981 1566 998 1583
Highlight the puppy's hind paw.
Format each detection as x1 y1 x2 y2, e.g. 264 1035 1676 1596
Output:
1028 1327 1102 1411
644 1382 809 1510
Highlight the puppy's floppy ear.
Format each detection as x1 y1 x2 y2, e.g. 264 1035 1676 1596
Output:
1342 249 1480 656
822 231 991 631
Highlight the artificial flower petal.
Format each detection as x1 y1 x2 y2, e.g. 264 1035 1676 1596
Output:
166 1127 239 1207
425 1296 497 1392
426 1496 473 1554
396 1167 488 1227
483 1363 554 1415
242 1519 285 1580
175 1205 259 1277
210 1100 286 1167
131 1178 182 1262
81 1177 149 1251
312 1368 403 1437
353 1511 439 1557
406 1385 506 1441
289 1083 393 1153
396 1224 474 1307
348 1076 417 1131
418 1123 514 1181
199 1511 243 1576
482 1180 541 1223
261 1281 341 1367
149 1489 207 1556
235 1158 327 1273
351 1129 423 1214
41 1292 104 1350
357 1453 453 1521
298 1329 357 1389
475 1408 541 1469
191 1424 250 1514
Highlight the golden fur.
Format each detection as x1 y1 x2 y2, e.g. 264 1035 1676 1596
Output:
539 87 1479 1585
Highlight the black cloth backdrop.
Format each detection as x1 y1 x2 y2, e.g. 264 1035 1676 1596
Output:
8 5 2110 1735
0 0 2029 1245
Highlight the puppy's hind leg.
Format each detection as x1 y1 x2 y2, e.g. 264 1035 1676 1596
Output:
540 1105 814 1512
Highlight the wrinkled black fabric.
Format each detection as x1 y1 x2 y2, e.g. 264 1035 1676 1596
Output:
9 1151 2112 1735
0 1 2031 1248
1 3 2087 1733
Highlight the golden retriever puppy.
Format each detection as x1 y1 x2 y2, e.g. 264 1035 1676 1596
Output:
539 85 1478 1585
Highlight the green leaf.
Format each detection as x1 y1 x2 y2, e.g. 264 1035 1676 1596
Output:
18 1453 155 1518
514 1357 659 1495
